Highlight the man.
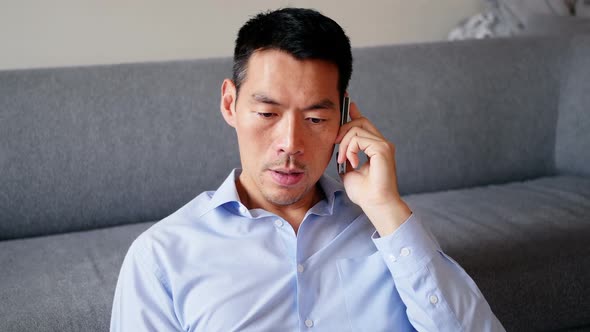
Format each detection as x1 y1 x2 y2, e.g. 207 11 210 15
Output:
111 8 505 331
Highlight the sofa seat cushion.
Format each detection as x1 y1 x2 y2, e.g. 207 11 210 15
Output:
2 176 588 332
405 175 590 332
0 221 153 332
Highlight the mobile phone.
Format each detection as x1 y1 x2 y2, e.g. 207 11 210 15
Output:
337 96 351 174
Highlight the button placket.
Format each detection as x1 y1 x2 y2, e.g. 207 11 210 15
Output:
429 294 439 305
400 247 411 257
297 264 305 273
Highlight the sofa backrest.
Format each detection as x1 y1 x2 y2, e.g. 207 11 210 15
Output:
555 34 590 177
0 36 580 240
1 59 239 240
348 36 568 195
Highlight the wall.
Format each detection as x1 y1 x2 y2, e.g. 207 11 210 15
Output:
0 0 484 70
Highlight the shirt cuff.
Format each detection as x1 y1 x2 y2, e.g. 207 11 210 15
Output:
371 213 441 278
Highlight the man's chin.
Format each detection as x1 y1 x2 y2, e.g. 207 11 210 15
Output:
256 169 320 207
262 189 307 207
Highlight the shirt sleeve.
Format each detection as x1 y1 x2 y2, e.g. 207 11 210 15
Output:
110 237 183 332
371 213 506 332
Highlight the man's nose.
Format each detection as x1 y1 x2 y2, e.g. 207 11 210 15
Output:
277 115 304 156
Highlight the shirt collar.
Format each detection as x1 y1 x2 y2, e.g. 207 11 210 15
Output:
313 172 346 216
205 168 346 218
204 169 244 215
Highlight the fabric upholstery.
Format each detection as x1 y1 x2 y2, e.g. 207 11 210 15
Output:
555 34 590 177
0 221 152 331
1 37 574 239
523 16 590 36
348 37 568 195
1 176 588 331
406 175 590 332
0 59 238 240
1 34 590 332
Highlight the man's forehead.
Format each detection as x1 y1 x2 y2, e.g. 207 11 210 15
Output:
242 50 340 97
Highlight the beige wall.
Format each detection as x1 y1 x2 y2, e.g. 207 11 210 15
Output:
0 0 483 70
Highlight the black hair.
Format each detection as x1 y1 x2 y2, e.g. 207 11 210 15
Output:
233 8 352 102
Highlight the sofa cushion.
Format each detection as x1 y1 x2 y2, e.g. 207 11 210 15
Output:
0 59 239 240
523 16 590 36
0 221 153 332
348 37 568 196
0 36 576 240
555 34 590 177
405 175 590 331
2 176 588 331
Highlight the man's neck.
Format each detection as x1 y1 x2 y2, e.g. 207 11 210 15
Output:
235 179 324 234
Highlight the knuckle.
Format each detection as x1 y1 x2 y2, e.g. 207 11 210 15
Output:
388 142 395 151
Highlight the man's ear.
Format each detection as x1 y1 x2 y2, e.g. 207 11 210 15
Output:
220 79 237 128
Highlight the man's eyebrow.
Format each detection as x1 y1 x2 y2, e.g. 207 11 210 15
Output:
252 93 281 105
251 94 337 110
304 99 337 111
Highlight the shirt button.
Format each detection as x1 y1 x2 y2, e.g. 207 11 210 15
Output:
388 254 397 262
274 219 284 227
429 295 439 304
304 319 314 327
239 206 248 214
400 247 411 257
297 264 305 273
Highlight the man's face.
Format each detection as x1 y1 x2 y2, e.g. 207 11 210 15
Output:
221 49 341 208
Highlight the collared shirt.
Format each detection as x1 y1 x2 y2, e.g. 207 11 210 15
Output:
111 169 504 331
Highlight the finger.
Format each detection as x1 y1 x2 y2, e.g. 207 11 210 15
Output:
337 127 383 163
346 136 374 169
336 119 384 143
337 127 384 163
345 135 393 169
335 105 385 143
346 158 354 173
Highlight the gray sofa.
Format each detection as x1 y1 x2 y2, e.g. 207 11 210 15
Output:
1 34 589 331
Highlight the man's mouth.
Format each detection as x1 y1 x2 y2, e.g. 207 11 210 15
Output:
273 168 304 175
269 168 305 186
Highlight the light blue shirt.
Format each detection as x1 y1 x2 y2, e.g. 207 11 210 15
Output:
111 169 504 331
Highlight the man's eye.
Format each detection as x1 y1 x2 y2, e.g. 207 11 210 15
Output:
308 118 324 124
257 112 275 118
